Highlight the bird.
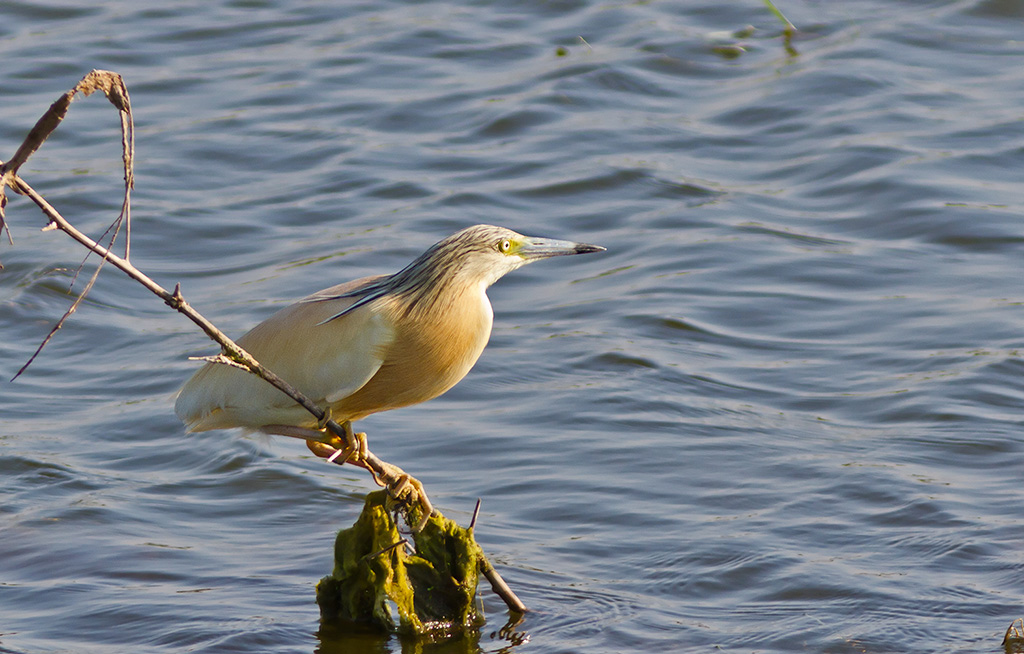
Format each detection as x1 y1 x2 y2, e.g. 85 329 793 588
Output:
175 224 604 486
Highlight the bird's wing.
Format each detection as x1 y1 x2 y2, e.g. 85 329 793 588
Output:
297 274 388 304
175 275 396 431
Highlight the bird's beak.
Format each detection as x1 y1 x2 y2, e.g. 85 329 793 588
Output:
518 236 606 261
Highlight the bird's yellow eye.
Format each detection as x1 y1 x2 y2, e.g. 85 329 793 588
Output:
498 239 512 253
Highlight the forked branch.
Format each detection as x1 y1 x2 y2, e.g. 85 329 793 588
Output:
0 70 427 520
0 70 526 616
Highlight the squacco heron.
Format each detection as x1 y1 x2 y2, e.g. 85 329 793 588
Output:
175 224 603 511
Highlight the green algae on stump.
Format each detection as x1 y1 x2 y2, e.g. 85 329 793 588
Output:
316 490 485 635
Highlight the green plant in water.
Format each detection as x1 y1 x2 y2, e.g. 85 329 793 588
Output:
316 490 485 636
763 0 795 31
764 0 798 56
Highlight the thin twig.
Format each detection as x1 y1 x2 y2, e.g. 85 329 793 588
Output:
362 538 408 562
479 555 528 614
11 255 103 381
465 497 527 613
464 501 528 614
470 498 482 531
0 214 11 247
13 195 130 380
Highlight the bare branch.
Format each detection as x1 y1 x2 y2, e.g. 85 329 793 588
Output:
1 70 130 184
5 171 419 532
1 70 528 615
470 498 482 530
0 70 133 265
0 69 414 536
1 70 134 363
187 354 250 371
480 555 528 614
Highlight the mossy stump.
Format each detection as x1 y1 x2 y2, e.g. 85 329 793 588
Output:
316 490 485 635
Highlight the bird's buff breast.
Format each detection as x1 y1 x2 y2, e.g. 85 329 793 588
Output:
330 287 494 421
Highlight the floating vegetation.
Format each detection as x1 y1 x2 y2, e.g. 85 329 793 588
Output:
707 2 798 59
764 0 797 56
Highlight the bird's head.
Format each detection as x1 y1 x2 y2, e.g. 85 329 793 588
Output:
420 224 605 288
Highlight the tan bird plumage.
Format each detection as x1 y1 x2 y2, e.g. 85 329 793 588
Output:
175 225 604 446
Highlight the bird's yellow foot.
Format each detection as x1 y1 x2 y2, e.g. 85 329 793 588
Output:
339 420 368 461
320 417 363 460
323 429 368 465
304 421 368 465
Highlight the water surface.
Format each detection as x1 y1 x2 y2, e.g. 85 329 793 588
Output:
3 1 1024 652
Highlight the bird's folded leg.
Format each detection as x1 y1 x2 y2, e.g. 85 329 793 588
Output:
261 420 366 465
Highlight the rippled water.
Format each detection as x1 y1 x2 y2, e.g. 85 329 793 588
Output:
4 1 1024 652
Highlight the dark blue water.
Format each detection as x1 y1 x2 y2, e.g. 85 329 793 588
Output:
3 1 1024 652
